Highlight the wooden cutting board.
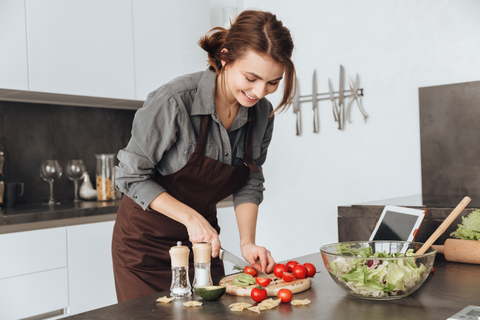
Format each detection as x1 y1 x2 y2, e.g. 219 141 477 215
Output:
219 273 311 297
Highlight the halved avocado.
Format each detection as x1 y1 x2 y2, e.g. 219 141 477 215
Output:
193 286 226 301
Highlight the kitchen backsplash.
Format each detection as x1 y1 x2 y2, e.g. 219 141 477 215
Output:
0 100 136 204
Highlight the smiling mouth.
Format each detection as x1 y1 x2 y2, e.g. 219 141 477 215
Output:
242 91 258 101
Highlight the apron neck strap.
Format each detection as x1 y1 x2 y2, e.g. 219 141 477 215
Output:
244 108 259 174
195 115 210 154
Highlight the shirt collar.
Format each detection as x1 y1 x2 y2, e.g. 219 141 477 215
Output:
190 68 251 132
190 69 217 116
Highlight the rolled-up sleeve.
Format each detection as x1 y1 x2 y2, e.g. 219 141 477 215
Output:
115 89 179 210
232 111 275 209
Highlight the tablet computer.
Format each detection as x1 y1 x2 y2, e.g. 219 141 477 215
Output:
369 205 426 241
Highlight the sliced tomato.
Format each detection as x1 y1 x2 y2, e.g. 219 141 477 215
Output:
292 264 307 279
273 263 288 278
286 260 299 272
244 266 256 276
282 272 295 282
303 262 317 277
255 277 272 287
277 288 293 303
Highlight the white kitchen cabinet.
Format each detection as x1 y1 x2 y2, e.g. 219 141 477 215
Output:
132 0 210 100
0 268 69 320
0 227 67 279
0 0 29 91
0 227 68 320
66 220 117 315
25 0 135 99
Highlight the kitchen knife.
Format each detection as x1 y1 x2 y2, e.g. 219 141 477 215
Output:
312 70 319 133
328 78 339 122
219 247 272 279
338 65 345 130
292 77 301 136
347 74 368 123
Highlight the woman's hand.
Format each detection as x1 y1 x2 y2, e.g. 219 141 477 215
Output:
149 192 221 258
184 215 222 258
240 242 276 274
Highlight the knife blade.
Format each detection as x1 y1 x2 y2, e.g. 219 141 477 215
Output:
328 78 339 122
292 77 301 136
219 247 272 279
312 70 319 133
338 65 345 130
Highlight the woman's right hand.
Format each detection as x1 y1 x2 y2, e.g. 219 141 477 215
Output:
185 215 222 258
149 192 222 257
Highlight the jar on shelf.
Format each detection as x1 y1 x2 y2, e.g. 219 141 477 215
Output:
95 154 116 201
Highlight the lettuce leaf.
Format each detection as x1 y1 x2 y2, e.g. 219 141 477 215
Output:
450 209 480 241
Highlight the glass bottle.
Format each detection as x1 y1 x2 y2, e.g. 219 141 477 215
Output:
95 154 116 201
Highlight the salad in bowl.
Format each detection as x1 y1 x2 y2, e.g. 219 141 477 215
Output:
320 241 436 300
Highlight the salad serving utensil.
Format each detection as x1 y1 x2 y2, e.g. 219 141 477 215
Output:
415 196 471 255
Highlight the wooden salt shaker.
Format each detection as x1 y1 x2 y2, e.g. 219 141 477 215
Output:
169 241 191 297
192 242 213 287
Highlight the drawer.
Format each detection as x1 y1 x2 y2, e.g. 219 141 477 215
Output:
0 227 67 279
0 267 68 320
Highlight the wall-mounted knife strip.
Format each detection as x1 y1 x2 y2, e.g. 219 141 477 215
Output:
293 65 367 134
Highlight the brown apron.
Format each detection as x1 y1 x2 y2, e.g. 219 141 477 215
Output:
112 109 258 302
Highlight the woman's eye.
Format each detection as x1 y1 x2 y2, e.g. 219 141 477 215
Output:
246 77 256 82
269 82 279 86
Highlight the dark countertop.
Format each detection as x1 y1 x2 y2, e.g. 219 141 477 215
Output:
0 200 121 234
0 196 234 234
63 253 480 320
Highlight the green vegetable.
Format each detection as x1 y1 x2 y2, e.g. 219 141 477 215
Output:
193 286 226 300
450 209 480 241
232 273 255 286
330 247 428 297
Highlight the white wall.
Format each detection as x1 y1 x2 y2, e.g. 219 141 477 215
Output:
217 0 480 265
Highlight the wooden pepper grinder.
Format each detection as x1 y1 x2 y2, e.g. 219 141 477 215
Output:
192 242 213 287
169 241 191 297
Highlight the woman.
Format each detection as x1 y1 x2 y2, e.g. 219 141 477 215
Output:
112 9 296 302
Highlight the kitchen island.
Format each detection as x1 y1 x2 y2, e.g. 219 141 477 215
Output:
63 253 480 320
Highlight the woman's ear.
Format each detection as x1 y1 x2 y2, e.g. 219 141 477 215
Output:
220 48 228 68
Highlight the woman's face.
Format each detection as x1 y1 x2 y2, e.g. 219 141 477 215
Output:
222 50 285 107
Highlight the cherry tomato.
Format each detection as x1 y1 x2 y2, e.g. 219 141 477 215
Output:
273 263 288 278
244 266 256 276
303 263 317 277
251 285 267 302
255 277 272 287
286 260 299 272
292 264 307 279
277 288 293 303
282 272 295 282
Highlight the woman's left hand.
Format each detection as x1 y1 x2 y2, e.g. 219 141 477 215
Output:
240 243 276 274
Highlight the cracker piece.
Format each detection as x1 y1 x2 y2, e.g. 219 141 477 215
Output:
291 299 311 306
183 301 203 307
156 296 175 303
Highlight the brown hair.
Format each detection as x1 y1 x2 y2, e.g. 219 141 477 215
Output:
198 10 296 113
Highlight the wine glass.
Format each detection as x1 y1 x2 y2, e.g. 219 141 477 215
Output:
40 160 63 205
66 159 86 203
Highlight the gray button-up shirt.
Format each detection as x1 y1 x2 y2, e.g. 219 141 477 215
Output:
115 69 275 211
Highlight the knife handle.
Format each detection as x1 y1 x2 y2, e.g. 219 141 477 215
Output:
313 108 319 133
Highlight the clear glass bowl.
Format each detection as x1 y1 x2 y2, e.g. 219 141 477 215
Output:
320 241 436 300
